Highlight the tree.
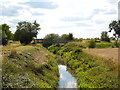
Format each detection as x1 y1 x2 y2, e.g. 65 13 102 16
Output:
61 33 74 43
110 37 115 40
109 20 120 47
61 34 69 43
2 24 13 40
43 33 60 47
14 21 40 44
0 24 13 45
101 31 110 42
0 25 2 45
68 33 74 41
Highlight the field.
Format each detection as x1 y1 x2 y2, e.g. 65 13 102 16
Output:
83 48 119 63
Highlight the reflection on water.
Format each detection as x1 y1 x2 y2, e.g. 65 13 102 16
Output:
58 65 77 88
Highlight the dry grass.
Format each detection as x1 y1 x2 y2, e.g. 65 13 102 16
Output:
34 48 49 65
2 42 51 65
83 48 119 63
10 49 17 55
2 43 59 88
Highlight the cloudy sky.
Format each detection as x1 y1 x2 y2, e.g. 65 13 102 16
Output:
0 0 119 38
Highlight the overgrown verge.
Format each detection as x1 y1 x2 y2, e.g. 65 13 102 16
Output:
48 43 119 88
2 44 59 88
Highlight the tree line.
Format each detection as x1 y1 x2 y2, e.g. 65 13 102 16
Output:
42 33 74 47
0 20 120 47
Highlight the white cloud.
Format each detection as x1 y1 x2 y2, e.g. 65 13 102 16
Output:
0 0 119 38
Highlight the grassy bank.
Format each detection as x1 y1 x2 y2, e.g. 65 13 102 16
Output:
48 42 119 88
2 44 59 88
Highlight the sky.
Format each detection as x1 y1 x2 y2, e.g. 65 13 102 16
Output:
0 0 119 39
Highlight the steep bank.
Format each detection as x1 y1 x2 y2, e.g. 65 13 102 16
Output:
48 42 119 88
2 44 59 88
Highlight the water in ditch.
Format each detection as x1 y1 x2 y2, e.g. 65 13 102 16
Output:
58 65 77 88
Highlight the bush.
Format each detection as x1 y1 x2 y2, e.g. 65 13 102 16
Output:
88 40 96 48
74 48 82 53
48 44 61 54
42 34 60 48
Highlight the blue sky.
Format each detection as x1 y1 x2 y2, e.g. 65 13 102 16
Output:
0 0 119 38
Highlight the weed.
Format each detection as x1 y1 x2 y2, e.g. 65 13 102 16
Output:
48 42 119 88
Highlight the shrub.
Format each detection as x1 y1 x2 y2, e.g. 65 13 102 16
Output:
74 48 82 53
88 40 96 48
48 44 61 54
42 34 60 48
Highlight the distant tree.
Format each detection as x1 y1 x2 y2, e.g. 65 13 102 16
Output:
0 24 13 45
61 33 74 42
68 33 74 41
95 37 100 40
43 33 60 47
101 31 110 42
14 21 40 44
109 20 120 47
61 34 69 43
0 25 2 44
2 30 8 45
2 24 14 40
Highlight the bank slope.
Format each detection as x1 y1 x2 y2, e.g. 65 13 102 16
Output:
2 44 59 88
48 42 119 88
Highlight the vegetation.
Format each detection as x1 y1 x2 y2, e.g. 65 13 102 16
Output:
1 18 120 89
88 40 96 48
0 24 14 45
43 33 60 47
96 42 120 48
2 44 59 88
14 21 40 45
48 42 118 88
109 20 120 47
43 33 74 48
101 31 110 42
61 33 74 43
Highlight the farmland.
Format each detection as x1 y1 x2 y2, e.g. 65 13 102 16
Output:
83 48 119 62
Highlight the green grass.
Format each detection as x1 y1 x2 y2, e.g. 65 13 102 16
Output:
2 44 59 88
95 42 120 48
96 42 114 48
48 42 119 88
